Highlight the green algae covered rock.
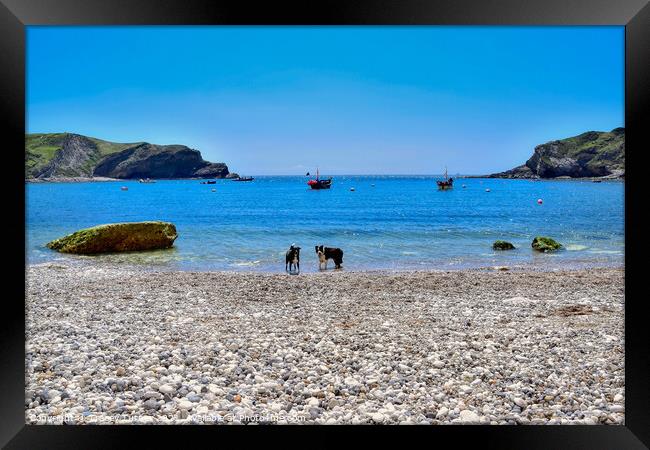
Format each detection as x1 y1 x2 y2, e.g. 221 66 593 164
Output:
532 236 562 252
46 221 178 254
492 240 515 250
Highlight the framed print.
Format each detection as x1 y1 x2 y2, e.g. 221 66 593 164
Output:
1 0 648 448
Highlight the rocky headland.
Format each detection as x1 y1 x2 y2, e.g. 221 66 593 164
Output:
486 128 624 179
26 133 231 180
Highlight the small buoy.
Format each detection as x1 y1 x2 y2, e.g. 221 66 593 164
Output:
537 198 543 204
120 186 128 191
485 188 491 192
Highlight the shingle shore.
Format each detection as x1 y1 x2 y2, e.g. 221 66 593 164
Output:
25 263 624 425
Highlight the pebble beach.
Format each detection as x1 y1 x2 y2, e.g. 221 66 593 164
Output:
25 263 625 425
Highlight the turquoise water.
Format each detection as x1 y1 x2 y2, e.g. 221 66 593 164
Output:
26 176 624 272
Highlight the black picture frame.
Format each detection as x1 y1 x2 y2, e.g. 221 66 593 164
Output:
2 0 648 448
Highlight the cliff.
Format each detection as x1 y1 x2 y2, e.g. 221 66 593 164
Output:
487 128 624 179
26 133 230 180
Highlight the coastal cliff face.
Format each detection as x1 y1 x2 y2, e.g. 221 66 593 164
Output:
32 134 100 178
26 133 137 178
93 143 228 179
488 128 624 179
26 133 230 180
192 162 231 178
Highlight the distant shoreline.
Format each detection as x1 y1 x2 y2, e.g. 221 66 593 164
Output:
463 174 624 181
25 176 231 183
26 176 121 183
25 174 625 183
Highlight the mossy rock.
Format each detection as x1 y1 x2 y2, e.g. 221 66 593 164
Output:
493 240 515 250
46 221 178 254
532 236 562 252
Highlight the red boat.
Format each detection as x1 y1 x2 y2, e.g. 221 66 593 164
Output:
436 167 454 190
307 169 332 190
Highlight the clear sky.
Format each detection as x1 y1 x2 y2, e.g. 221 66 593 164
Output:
27 26 624 175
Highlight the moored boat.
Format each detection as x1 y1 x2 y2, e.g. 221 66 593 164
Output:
436 168 454 190
307 169 332 190
232 176 254 182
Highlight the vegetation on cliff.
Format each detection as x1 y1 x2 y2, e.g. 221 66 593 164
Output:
26 133 230 179
488 128 624 179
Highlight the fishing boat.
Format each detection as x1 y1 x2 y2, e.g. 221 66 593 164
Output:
436 168 454 190
307 168 332 190
232 176 254 182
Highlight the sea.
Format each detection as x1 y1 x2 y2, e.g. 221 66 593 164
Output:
26 176 624 272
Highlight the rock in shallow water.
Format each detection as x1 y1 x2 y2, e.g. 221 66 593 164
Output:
493 240 515 250
532 236 562 252
46 221 178 254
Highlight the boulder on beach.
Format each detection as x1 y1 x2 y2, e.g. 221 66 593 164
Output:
532 236 562 252
46 221 178 254
493 240 515 250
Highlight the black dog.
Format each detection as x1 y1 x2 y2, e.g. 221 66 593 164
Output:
285 245 301 272
315 245 343 269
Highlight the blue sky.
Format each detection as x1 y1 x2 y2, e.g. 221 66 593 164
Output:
27 26 624 175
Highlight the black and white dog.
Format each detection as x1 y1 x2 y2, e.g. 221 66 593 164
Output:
285 244 301 272
315 245 343 269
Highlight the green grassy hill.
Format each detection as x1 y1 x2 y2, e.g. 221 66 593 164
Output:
25 132 231 180
549 128 625 173
26 133 142 178
488 127 624 179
